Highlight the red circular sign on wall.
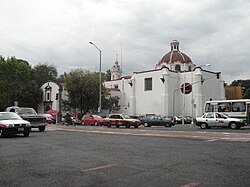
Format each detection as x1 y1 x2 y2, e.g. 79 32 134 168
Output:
181 83 192 94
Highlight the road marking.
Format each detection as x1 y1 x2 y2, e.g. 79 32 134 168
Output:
47 126 250 142
206 139 219 142
81 164 117 172
180 181 201 187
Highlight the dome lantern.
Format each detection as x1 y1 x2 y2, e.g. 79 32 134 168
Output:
156 40 194 71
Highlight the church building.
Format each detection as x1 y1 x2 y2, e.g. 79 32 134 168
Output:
104 40 225 118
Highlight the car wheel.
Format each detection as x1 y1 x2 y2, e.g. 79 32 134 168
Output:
94 121 98 126
125 123 130 128
107 123 111 128
165 123 171 127
23 131 30 137
134 125 138 128
82 121 85 126
144 123 151 127
229 122 238 129
200 123 208 129
116 125 119 128
38 126 45 132
1 130 8 138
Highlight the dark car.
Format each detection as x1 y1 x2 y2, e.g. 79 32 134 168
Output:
0 112 31 137
5 106 47 131
140 115 174 127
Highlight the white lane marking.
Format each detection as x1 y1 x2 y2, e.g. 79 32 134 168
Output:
180 181 201 187
206 139 219 142
81 164 117 172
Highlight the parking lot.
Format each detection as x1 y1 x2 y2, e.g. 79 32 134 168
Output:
1 124 250 187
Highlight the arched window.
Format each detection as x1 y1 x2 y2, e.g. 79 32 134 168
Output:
175 65 181 72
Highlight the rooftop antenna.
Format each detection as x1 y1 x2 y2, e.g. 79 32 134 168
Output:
120 44 123 75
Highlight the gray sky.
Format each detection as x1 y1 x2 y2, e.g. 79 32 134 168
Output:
0 0 250 84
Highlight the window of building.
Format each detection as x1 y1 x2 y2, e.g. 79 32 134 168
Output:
145 78 152 91
114 84 118 89
46 92 50 101
175 65 181 72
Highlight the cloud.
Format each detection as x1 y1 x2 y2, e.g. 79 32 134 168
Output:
0 0 250 84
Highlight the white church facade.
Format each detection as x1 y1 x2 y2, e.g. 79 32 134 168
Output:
104 40 225 118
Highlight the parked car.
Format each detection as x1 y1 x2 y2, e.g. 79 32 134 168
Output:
81 114 105 126
194 112 245 129
140 115 174 127
5 106 47 131
43 114 56 124
174 115 192 124
104 114 141 128
0 112 31 137
72 117 82 125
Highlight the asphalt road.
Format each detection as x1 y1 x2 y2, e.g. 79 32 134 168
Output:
1 125 250 187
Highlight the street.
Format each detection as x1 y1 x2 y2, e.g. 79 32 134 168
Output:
1 124 250 187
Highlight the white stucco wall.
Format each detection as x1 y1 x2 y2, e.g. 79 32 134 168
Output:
104 67 225 118
38 82 61 114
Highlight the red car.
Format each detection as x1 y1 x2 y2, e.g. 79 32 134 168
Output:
81 114 104 126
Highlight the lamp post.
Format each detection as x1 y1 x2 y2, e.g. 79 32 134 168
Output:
191 63 211 119
89 41 102 113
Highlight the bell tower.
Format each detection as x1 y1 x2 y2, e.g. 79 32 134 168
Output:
111 54 122 80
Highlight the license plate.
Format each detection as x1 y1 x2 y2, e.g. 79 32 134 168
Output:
18 128 24 132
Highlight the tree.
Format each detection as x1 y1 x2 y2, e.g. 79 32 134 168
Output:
33 63 58 86
62 69 120 115
102 95 120 113
230 79 250 99
103 69 111 81
0 56 43 111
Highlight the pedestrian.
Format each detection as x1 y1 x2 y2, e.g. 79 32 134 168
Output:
64 112 72 126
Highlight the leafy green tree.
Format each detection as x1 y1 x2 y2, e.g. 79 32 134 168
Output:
230 79 250 99
243 88 250 99
33 63 58 86
62 69 120 115
0 56 42 111
102 95 120 113
103 69 111 81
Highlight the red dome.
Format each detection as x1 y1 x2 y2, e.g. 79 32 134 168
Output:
159 51 192 64
157 40 192 66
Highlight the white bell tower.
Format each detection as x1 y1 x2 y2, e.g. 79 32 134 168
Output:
111 54 122 80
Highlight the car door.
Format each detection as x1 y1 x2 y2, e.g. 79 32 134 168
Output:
205 113 218 127
83 115 89 125
156 116 163 126
88 115 95 125
215 113 227 127
109 115 120 125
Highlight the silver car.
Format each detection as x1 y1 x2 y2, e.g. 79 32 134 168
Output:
194 112 245 129
0 112 31 137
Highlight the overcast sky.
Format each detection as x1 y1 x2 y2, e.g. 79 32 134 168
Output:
0 0 249 84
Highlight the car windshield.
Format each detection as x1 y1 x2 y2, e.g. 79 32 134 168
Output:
0 112 22 120
17 108 37 115
92 115 102 118
122 114 131 119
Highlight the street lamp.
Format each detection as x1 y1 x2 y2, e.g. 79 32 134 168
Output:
89 41 102 113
